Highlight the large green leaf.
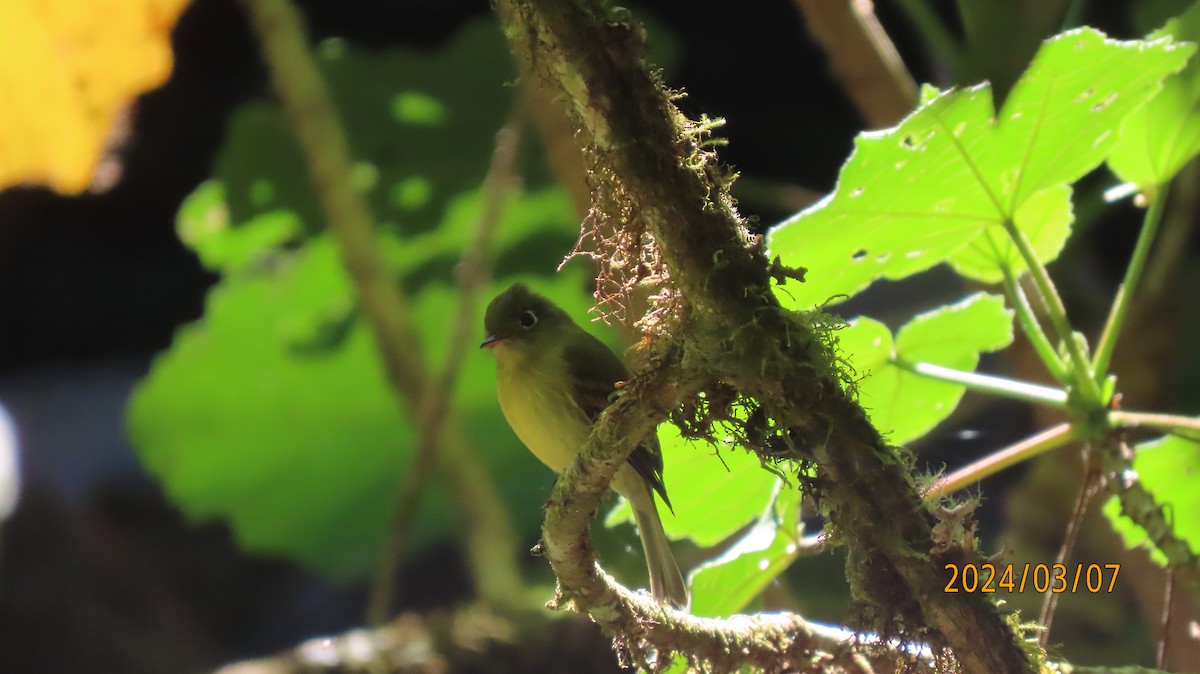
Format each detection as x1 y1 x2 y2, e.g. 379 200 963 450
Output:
130 237 408 575
687 484 802 617
839 293 1014 445
605 421 782 547
1104 434 1200 564
767 28 1191 309
1110 2 1200 191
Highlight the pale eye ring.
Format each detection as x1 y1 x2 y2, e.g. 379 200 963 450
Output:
519 309 538 328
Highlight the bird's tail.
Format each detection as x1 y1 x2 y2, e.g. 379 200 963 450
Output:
632 501 689 609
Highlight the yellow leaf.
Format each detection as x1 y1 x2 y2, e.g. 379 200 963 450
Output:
0 0 190 193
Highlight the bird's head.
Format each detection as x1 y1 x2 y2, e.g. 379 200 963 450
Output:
481 283 574 360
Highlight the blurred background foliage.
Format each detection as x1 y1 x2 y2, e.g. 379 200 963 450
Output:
1 0 1199 672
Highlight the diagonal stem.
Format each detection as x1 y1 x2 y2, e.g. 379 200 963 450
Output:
368 116 526 624
894 358 1068 409
894 0 961 64
794 0 918 128
925 423 1077 499
1000 218 1102 405
1092 187 1169 381
1108 410 1200 442
1038 448 1102 646
1001 262 1069 383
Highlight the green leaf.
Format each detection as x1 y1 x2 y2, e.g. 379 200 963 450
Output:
129 238 409 576
688 484 802 617
767 28 1191 309
176 180 302 273
897 293 1014 360
1109 2 1200 190
605 422 781 547
1103 434 1200 564
382 185 576 280
841 294 1013 445
948 184 1074 283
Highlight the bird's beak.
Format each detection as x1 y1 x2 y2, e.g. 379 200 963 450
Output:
480 334 505 349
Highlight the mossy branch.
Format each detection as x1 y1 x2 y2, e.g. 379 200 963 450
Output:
538 342 929 672
494 1 1041 672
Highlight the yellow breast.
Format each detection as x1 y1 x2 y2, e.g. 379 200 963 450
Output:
495 347 590 473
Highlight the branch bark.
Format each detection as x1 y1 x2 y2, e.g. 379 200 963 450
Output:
794 0 917 128
494 1 1040 672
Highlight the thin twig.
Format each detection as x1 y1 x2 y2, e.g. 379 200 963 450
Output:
1157 566 1175 669
368 115 526 624
1038 445 1103 646
1108 410 1200 442
243 0 422 400
242 0 522 614
925 423 1077 500
794 0 918 128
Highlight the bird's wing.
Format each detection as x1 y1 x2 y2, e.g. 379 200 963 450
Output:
564 333 673 513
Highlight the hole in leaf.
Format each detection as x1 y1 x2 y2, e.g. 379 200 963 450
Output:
876 252 891 263
1091 92 1118 112
850 186 865 198
851 249 868 261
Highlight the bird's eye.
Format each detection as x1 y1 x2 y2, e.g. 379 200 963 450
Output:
519 310 538 328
